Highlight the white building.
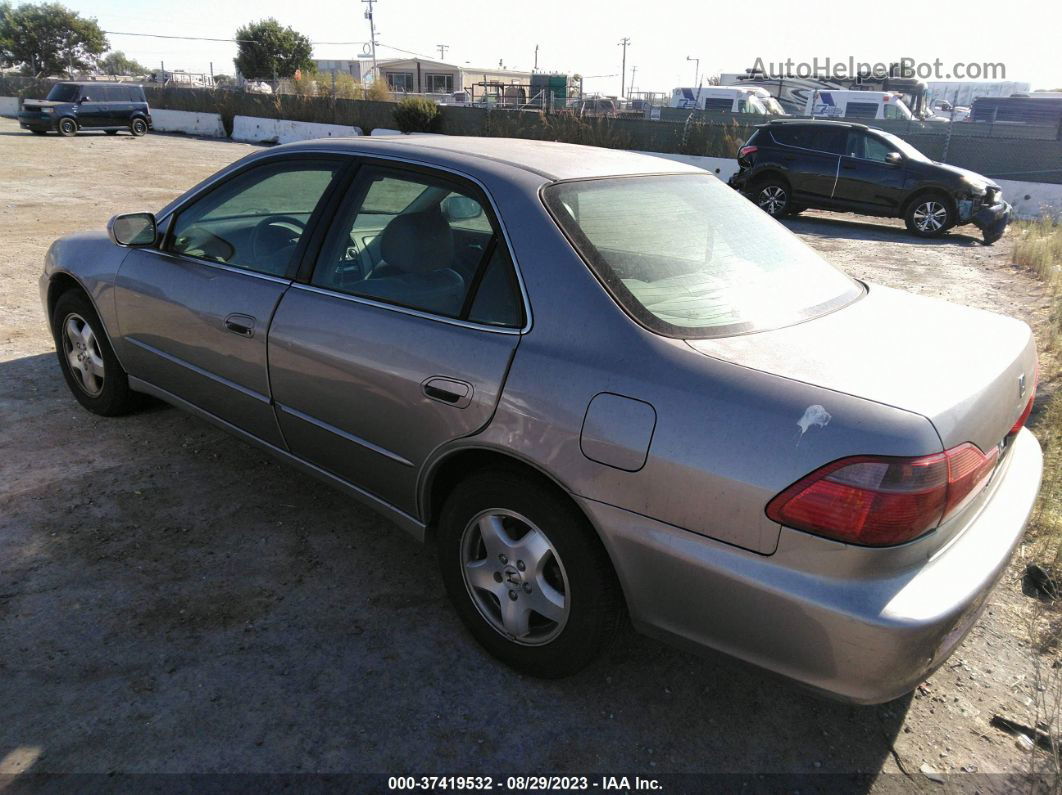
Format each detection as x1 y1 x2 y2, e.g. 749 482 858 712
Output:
367 57 532 102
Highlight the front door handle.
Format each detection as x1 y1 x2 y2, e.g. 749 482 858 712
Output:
224 313 256 337
422 376 473 408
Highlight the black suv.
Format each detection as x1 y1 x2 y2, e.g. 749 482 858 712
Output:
728 120 1011 243
18 82 152 137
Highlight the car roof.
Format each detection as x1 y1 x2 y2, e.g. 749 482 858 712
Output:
272 135 704 181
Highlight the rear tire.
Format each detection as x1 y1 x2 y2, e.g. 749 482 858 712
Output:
437 468 622 678
52 289 140 416
904 193 955 238
57 117 77 137
748 177 791 217
130 117 148 136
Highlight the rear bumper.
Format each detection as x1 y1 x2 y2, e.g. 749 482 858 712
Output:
580 427 1042 704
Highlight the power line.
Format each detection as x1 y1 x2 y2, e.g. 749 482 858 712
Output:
104 30 370 46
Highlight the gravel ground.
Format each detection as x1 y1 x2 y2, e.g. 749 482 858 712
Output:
0 118 1057 789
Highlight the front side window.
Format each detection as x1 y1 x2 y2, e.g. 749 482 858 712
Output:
168 160 341 276
312 167 523 326
543 174 862 338
862 135 895 163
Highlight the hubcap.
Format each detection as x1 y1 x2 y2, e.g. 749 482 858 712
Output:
61 313 105 397
758 185 787 215
913 201 947 232
459 509 570 646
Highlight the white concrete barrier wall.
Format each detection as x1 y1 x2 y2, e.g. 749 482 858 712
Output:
640 151 739 182
0 96 20 117
232 115 361 144
370 128 440 137
150 109 225 138
996 179 1062 221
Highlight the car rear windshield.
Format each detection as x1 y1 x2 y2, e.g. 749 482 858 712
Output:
543 174 863 339
46 84 80 102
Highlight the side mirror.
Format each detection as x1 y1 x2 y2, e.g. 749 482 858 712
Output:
108 212 157 247
885 152 903 166
442 195 483 222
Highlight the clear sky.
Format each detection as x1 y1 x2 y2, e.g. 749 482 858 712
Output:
67 0 1062 94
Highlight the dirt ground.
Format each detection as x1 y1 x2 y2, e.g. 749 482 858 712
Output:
0 117 1058 789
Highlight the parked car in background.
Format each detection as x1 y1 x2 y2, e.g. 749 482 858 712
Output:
928 99 971 122
670 86 772 115
804 90 914 121
18 82 151 137
42 136 1040 703
729 119 1012 243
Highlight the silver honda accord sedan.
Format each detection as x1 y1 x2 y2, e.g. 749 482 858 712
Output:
41 136 1041 703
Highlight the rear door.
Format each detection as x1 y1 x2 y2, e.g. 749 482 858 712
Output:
834 130 907 212
114 155 346 446
268 161 526 516
767 125 844 203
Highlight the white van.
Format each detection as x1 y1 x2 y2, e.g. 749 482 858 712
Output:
670 86 771 114
804 90 913 120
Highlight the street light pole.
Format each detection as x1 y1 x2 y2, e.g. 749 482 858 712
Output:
686 55 700 86
363 0 378 79
618 37 630 98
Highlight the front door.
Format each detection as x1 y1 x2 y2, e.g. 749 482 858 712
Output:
114 156 346 446
834 130 908 212
268 162 526 516
75 85 109 128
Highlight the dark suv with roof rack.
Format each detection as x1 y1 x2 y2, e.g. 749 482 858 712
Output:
18 82 151 137
728 119 1011 243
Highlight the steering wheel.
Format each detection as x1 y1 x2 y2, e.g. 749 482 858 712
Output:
249 215 306 262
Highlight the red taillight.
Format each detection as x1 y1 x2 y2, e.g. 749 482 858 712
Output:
766 443 999 547
1010 369 1036 434
738 145 758 158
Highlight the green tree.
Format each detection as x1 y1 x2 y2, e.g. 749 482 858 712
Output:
234 18 313 81
0 1 107 76
100 50 147 76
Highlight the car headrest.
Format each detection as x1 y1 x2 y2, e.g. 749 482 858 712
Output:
379 208 454 274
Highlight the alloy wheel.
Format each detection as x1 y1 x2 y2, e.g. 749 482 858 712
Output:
913 200 948 233
758 185 787 215
61 312 105 397
459 509 570 646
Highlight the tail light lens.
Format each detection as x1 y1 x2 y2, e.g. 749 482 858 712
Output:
766 443 999 547
738 145 758 159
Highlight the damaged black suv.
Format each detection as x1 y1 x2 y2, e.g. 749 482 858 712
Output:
729 119 1011 243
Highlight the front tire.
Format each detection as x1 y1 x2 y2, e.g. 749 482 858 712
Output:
52 290 140 416
130 117 148 136
57 117 77 137
438 469 622 678
905 194 955 238
748 177 791 217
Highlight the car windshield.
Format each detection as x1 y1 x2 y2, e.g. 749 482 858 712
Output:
46 84 80 102
876 130 931 162
543 174 863 338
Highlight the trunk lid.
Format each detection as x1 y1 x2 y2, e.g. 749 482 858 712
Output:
687 283 1036 454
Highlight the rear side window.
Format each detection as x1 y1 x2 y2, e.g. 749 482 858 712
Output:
543 174 861 339
809 128 845 154
770 126 843 153
844 102 879 119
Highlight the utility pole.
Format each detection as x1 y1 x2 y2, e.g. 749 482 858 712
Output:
534 44 539 70
630 65 637 97
436 44 449 60
362 0 378 79
686 55 700 86
618 37 630 98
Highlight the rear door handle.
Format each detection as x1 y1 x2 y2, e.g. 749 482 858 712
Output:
422 377 473 408
224 313 256 337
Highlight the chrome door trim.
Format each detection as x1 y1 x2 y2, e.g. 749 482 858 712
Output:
291 283 523 336
156 146 534 335
129 376 427 541
830 155 842 198
126 337 272 404
148 249 294 286
276 402 415 467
